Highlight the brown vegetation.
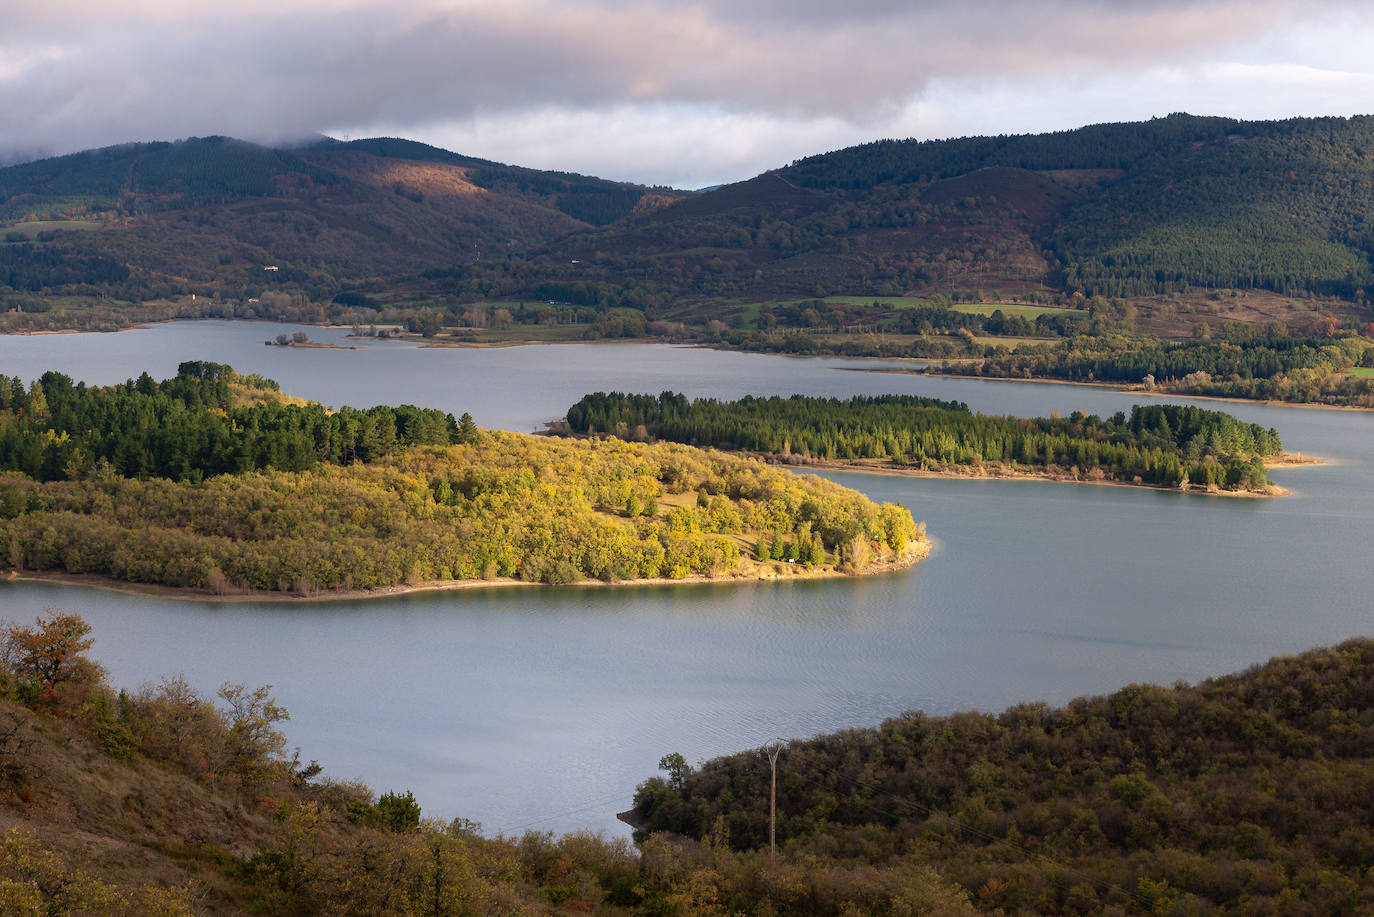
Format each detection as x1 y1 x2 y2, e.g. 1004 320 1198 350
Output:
0 609 981 915
632 639 1374 915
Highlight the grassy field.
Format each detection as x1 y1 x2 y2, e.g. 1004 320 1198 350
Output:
951 301 1080 318
722 296 1080 323
1344 367 1374 378
444 323 591 344
1 220 103 240
820 295 925 308
973 334 1055 348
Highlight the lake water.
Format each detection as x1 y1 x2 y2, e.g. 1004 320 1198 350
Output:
1 322 1370 837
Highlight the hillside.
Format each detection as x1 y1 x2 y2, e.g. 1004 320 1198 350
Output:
0 135 686 301
8 611 1371 914
4 115 1374 340
0 608 989 915
629 638 1374 915
502 114 1374 308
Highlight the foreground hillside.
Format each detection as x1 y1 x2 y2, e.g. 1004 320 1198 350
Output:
6 609 1371 914
0 609 984 915
631 639 1374 915
0 364 923 595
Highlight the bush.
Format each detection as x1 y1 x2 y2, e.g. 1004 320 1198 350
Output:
376 790 421 832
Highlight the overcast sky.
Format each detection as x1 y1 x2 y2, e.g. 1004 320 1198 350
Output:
3 1 1373 187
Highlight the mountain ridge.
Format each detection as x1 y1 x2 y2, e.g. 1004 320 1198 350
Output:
3 113 1374 327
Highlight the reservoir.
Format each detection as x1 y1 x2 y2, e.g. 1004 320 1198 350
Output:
1 322 1370 836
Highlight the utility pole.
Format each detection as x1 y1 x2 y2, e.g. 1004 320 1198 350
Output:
766 738 785 860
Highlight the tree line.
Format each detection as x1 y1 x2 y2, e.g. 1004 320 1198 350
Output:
0 362 467 481
0 243 130 291
937 332 1374 406
564 392 1283 492
942 334 1354 383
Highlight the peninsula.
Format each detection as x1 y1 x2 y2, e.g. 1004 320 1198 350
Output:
0 364 925 597
562 392 1299 496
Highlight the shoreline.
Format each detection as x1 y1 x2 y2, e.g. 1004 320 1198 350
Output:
853 365 1374 412
776 454 1319 498
1 539 931 604
12 316 1369 414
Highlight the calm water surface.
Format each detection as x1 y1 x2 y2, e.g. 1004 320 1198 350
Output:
0 322 1370 836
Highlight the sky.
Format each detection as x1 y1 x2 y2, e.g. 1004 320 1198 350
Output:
3 1 1374 188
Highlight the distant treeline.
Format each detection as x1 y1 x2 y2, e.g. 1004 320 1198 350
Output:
938 331 1374 406
630 638 1374 915
565 392 1282 491
744 297 1090 339
943 334 1360 383
532 280 666 313
0 243 130 290
0 361 464 481
892 303 1088 339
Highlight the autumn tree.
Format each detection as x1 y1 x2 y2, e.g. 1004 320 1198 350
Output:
0 609 103 714
218 681 290 783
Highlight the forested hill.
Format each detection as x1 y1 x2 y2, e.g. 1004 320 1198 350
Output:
511 113 1374 303
779 114 1266 188
630 638 1374 915
0 134 687 296
7 114 1374 322
0 364 923 593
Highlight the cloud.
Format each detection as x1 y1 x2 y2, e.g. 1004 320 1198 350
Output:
0 0 1368 183
378 104 866 189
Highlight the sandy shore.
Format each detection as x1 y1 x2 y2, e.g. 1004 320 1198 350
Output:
2 539 931 604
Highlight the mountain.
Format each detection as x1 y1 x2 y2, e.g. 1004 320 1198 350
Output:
4 114 1374 319
0 135 688 300
515 113 1374 304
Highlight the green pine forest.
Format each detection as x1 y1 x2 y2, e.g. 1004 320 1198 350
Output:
0 361 464 482
563 392 1284 493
